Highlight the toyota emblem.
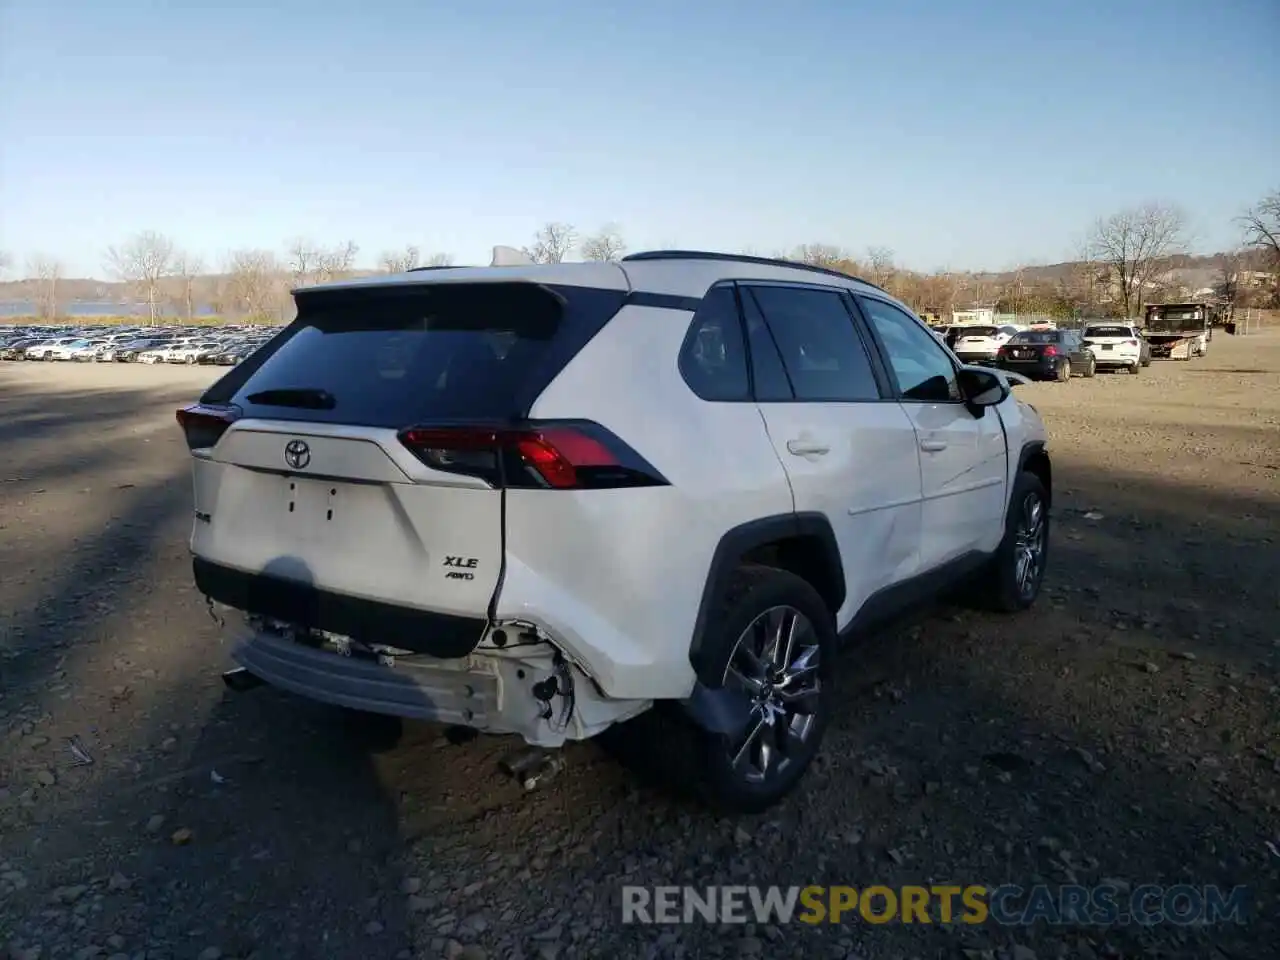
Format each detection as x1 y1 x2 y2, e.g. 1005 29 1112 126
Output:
283 439 311 470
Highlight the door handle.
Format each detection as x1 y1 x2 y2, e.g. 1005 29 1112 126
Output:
786 439 830 457
919 439 948 453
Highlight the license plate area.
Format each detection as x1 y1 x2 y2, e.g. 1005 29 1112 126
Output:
282 476 346 540
1101 344 1113 351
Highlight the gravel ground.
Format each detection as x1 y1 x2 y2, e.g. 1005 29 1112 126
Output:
1 332 1278 960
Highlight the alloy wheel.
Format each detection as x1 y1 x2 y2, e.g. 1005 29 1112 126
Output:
721 605 822 784
1013 492 1046 600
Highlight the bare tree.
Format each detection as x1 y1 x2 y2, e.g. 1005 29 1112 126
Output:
921 271 959 318
865 246 896 287
1239 189 1280 280
105 230 175 323
791 243 848 269
1212 250 1245 315
523 222 577 264
1066 239 1104 314
424 252 454 267
224 249 282 322
0 250 11 279
26 255 63 320
286 237 322 288
288 239 360 287
169 251 204 324
315 240 359 283
580 224 627 262
380 245 421 273
1088 203 1187 319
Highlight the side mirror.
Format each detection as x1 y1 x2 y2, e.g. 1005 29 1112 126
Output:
957 366 1009 414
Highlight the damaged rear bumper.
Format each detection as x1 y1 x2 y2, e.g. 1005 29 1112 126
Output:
231 630 499 726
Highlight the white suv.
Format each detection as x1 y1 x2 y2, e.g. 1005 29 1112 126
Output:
179 250 1052 812
1081 323 1145 373
949 324 1022 365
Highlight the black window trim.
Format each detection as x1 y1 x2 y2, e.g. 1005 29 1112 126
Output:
851 293 965 405
734 279 892 405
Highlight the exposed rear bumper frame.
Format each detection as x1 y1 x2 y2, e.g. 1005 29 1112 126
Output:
230 630 498 725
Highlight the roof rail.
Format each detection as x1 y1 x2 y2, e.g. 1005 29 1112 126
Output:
405 264 469 273
621 249 885 292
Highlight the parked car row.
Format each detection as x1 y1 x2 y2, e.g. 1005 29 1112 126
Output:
932 323 1155 381
0 322 278 366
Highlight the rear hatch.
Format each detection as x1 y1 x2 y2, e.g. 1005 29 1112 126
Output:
1082 326 1138 355
1003 333 1057 362
180 279 630 657
953 326 1005 355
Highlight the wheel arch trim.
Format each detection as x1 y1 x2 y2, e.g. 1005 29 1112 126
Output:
687 512 844 686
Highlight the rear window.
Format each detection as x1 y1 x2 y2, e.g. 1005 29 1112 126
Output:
958 326 999 337
215 282 626 427
1084 326 1131 338
1010 331 1059 343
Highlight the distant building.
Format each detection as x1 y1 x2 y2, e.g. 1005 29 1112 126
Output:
1233 271 1276 287
951 306 997 325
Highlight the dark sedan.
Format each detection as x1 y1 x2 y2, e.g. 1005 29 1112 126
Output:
996 329 1096 381
112 338 171 361
0 337 43 360
201 340 267 365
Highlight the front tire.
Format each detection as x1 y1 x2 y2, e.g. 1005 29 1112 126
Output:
606 565 835 814
967 471 1050 613
1083 356 1096 378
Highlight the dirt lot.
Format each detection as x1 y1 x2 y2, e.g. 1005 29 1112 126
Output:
1 333 1278 960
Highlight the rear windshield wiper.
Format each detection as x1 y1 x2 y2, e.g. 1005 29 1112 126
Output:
244 387 337 410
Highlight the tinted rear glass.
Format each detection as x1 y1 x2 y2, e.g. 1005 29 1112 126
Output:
220 282 625 427
1084 326 1131 338
1010 331 1059 343
958 326 1000 337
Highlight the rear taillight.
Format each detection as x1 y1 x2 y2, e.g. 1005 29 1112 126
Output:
176 403 241 450
1125 339 1138 346
1043 345 1058 357
996 346 1008 356
398 421 668 490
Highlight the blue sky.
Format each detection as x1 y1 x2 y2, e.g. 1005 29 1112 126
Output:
1 0 1276 278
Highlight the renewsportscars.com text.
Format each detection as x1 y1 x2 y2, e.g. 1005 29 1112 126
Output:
621 884 1250 927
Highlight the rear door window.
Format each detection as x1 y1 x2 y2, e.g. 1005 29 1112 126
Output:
742 285 881 402
212 283 627 427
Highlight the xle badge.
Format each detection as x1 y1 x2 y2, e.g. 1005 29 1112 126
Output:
443 556 478 581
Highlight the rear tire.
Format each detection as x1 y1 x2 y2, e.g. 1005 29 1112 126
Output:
1082 357 1096 378
1056 359 1071 382
964 471 1050 613
1129 362 1141 375
604 564 835 814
